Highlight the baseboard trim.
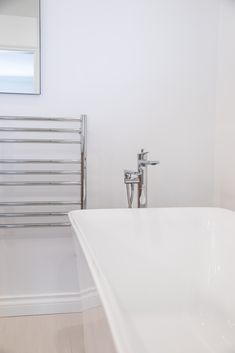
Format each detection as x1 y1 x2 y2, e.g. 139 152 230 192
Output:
0 288 99 317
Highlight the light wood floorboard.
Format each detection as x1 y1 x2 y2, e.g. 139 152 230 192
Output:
0 313 84 353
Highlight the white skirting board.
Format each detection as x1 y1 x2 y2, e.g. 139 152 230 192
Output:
0 288 99 317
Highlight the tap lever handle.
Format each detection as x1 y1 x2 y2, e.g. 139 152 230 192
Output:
138 149 149 159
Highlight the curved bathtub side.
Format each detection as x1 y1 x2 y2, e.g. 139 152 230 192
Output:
70 217 120 353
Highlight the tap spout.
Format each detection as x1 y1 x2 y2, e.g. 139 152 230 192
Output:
139 160 160 167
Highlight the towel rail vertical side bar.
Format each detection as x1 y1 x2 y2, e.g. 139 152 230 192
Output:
81 115 87 209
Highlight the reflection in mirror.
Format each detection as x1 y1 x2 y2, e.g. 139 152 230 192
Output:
0 0 40 94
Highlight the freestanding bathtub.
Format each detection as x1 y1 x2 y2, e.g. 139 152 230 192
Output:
69 208 235 353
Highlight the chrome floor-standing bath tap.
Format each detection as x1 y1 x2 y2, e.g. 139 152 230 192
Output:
124 149 159 208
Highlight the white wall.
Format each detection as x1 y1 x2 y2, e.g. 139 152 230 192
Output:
215 0 235 210
0 0 220 313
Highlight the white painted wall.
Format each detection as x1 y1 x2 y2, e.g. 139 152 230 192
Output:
0 0 220 313
215 0 235 210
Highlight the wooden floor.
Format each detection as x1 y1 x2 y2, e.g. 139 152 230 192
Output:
0 313 84 353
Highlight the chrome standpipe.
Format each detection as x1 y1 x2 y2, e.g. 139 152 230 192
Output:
124 149 159 208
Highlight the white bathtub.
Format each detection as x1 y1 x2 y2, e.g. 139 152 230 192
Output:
69 208 235 353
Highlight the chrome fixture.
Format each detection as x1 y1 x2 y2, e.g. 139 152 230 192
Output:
0 115 87 229
124 149 159 208
124 170 140 208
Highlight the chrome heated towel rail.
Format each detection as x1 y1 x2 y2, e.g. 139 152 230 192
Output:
0 115 87 229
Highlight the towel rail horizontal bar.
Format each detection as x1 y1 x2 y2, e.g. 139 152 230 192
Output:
0 201 81 206
0 139 81 144
0 115 86 230
0 117 81 122
0 128 81 133
0 170 81 175
0 212 68 217
0 181 81 186
0 159 81 164
0 223 71 228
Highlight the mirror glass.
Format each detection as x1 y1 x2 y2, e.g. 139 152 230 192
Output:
0 0 40 94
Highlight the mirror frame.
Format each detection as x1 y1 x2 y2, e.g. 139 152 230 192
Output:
0 0 41 95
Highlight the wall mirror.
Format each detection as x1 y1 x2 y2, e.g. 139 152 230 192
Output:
0 0 40 94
